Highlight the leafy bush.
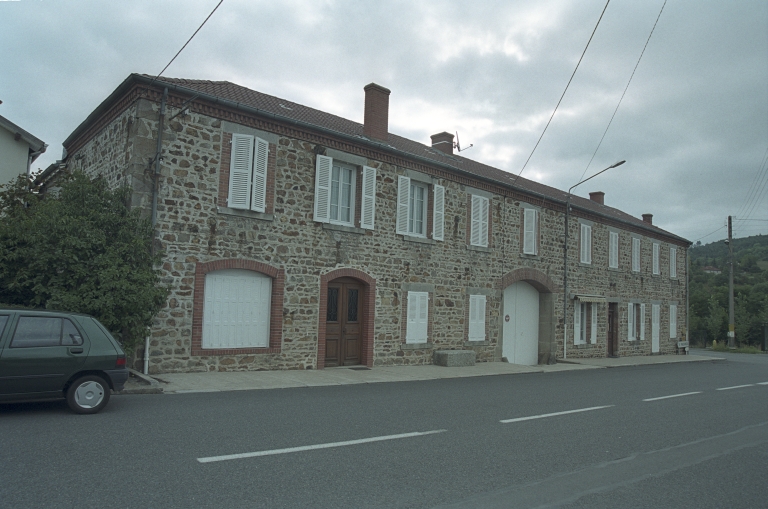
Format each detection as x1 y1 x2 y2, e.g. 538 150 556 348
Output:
0 172 167 353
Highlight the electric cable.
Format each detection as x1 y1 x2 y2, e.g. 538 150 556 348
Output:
517 0 612 179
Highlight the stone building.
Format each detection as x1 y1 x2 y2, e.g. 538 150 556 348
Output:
57 73 690 374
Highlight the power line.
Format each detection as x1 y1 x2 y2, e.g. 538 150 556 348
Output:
578 0 667 183
734 146 768 219
517 0 613 179
692 224 726 243
739 150 768 224
149 0 224 87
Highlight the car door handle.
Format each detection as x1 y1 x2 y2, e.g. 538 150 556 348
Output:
69 347 84 354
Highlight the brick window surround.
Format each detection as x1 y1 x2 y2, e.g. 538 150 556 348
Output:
192 259 285 356
317 268 376 369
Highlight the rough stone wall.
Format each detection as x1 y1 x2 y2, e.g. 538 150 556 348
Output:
68 98 688 373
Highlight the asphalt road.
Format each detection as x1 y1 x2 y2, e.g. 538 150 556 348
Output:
1 353 766 509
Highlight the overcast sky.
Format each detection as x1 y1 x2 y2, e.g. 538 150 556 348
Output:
2 0 766 243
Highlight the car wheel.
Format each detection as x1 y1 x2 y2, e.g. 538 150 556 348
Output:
66 375 111 414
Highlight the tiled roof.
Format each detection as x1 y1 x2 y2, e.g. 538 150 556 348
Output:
146 75 687 243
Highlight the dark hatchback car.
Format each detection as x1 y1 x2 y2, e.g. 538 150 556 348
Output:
0 308 129 414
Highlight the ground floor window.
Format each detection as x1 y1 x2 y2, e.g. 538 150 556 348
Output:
202 269 271 349
406 291 429 343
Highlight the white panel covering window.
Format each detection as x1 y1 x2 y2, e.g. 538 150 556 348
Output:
433 184 445 241
640 303 646 341
669 304 677 338
670 247 677 278
652 243 660 275
228 134 268 212
470 195 489 247
523 208 537 255
468 295 486 341
203 269 271 349
609 232 619 269
632 238 641 272
580 224 592 264
628 303 635 341
406 291 429 343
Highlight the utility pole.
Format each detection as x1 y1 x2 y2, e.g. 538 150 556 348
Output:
727 215 735 349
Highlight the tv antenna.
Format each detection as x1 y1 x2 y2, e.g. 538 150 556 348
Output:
455 131 473 152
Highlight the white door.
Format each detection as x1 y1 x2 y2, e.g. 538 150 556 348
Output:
651 304 660 353
502 281 539 365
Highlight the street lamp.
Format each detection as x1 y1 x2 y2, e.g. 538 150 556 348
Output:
561 160 625 361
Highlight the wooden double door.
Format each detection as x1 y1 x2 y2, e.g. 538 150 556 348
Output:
324 278 363 367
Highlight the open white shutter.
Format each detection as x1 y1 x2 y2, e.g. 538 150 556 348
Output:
670 247 677 278
590 303 597 344
640 303 646 341
581 224 592 264
471 195 488 247
228 133 254 210
574 302 582 345
360 165 377 230
468 295 486 341
523 208 536 254
480 196 489 247
628 303 635 341
313 155 333 222
652 304 660 345
653 243 660 274
396 176 410 235
432 184 445 241
609 232 619 268
250 137 268 212
669 304 677 338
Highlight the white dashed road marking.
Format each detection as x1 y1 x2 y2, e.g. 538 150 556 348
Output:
500 405 614 424
643 391 702 402
716 384 755 391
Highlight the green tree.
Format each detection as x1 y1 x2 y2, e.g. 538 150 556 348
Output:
0 172 167 353
705 295 727 345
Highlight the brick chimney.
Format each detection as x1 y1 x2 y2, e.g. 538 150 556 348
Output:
430 132 455 155
642 214 653 225
589 191 605 205
363 83 391 142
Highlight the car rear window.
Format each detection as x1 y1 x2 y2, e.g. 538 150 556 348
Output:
10 317 83 348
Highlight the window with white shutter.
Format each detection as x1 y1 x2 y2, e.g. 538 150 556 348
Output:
470 195 489 247
574 302 585 345
523 208 537 255
652 243 660 275
432 184 445 241
669 304 677 338
313 155 333 222
468 295 486 341
640 303 646 341
670 247 677 278
406 291 429 343
360 165 376 230
396 175 411 235
628 303 635 341
609 232 619 269
590 304 597 344
632 238 641 272
580 224 592 264
227 134 269 213
652 304 660 346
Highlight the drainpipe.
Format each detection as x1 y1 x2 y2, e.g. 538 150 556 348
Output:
145 87 167 375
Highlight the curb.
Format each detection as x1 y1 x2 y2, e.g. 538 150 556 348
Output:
115 368 164 395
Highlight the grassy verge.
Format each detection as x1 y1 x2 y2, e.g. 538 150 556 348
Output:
711 341 765 354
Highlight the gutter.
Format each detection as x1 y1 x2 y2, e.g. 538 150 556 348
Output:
63 73 691 246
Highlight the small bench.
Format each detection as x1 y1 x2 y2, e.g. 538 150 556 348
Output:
433 350 476 367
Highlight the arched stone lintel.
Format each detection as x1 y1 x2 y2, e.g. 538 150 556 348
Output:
501 268 559 294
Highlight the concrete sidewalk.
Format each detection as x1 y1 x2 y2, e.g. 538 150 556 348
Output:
118 353 721 395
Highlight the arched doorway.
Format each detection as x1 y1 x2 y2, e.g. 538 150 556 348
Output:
318 269 376 369
502 281 539 365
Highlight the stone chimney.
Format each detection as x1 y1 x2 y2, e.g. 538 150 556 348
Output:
363 83 391 142
589 191 605 205
642 214 653 225
430 132 455 155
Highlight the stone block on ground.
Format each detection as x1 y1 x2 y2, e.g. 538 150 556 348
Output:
433 350 476 367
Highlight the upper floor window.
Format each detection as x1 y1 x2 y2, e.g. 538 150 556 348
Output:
523 208 538 255
580 223 592 264
632 238 641 272
652 243 660 275
314 155 376 229
670 247 677 278
609 231 619 269
228 133 269 212
396 175 444 240
470 195 489 247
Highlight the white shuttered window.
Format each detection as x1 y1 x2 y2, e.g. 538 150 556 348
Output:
228 134 268 213
523 208 537 255
632 238 641 272
640 303 646 340
669 304 677 338
468 295 486 341
590 304 597 344
433 184 445 241
360 165 377 230
628 303 636 341
470 195 489 247
652 304 660 345
670 247 677 278
406 291 429 343
202 269 271 349
580 224 592 264
609 232 619 269
313 155 333 222
653 243 660 275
